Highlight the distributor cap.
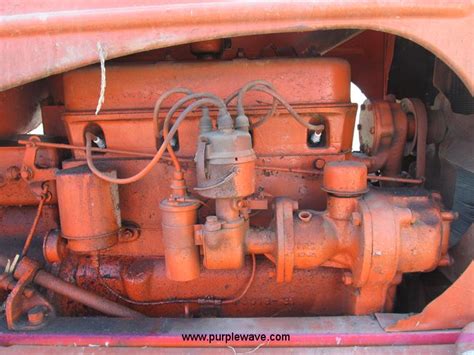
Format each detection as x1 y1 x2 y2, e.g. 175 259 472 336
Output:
200 129 255 165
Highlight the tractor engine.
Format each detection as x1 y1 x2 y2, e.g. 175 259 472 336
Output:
0 54 455 323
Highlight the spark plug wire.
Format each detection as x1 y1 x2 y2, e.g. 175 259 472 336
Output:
86 81 323 183
225 80 278 129
162 92 226 140
152 87 193 172
86 97 226 184
232 80 326 133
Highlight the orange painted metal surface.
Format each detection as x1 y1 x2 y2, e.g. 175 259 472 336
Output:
160 172 201 281
56 165 121 253
0 1 472 95
63 58 351 111
358 100 411 179
0 255 143 321
0 1 471 342
0 144 58 206
0 54 459 322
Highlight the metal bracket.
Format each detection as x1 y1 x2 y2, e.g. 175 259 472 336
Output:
4 258 55 330
20 136 58 183
19 136 58 200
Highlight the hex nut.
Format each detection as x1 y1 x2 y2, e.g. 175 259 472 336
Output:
205 215 222 232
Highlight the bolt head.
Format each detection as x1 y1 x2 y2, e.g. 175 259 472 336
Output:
236 200 245 209
205 215 221 231
118 226 140 242
20 167 33 180
314 159 326 170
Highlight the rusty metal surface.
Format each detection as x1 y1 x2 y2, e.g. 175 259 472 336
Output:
0 256 144 320
0 2 471 340
60 255 348 317
47 182 452 317
2 258 55 331
0 73 458 321
0 144 59 206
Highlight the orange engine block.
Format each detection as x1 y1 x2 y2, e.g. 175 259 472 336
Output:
0 57 455 319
